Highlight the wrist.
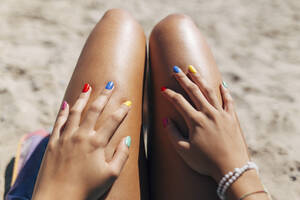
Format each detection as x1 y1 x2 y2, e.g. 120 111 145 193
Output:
32 179 87 200
226 170 268 200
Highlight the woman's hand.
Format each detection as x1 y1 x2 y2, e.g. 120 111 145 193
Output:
32 82 132 200
161 66 250 182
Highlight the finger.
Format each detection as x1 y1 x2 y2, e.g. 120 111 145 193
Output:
51 101 69 140
188 65 222 110
63 83 91 134
161 87 197 126
95 101 131 146
163 118 190 153
173 65 213 112
108 136 130 177
220 81 235 114
81 81 114 130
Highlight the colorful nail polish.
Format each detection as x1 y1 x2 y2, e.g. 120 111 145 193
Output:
222 81 228 88
105 81 114 90
188 65 197 74
61 101 67 110
125 136 131 148
173 66 181 73
123 100 132 107
82 83 90 93
162 118 169 128
161 86 167 92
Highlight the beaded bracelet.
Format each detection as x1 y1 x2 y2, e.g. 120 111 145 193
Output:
239 190 268 200
217 161 259 200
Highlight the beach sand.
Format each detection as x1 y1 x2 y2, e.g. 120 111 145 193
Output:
0 0 299 199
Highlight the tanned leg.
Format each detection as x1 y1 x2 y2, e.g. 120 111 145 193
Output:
61 9 148 200
148 14 222 200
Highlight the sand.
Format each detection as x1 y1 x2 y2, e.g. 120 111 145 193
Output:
0 0 299 199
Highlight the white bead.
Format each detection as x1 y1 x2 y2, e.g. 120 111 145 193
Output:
225 174 229 179
228 171 233 176
225 182 230 187
228 179 233 184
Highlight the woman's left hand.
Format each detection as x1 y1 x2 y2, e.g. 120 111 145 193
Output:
32 83 132 200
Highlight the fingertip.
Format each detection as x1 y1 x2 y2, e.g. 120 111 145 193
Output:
124 136 131 148
188 65 197 74
162 118 169 128
222 81 229 89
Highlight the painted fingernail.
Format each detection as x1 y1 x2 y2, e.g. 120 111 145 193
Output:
188 65 197 74
161 86 167 92
125 136 131 148
123 100 132 107
61 101 67 110
105 81 114 90
173 65 181 73
162 118 169 128
222 81 228 88
82 83 90 93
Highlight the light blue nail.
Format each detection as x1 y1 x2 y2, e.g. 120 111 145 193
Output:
125 136 131 148
173 66 181 73
105 81 114 90
222 81 228 88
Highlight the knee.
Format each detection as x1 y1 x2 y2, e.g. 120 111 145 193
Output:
150 13 196 40
103 8 133 20
102 8 142 30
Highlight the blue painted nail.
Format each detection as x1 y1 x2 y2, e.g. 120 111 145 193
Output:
222 81 228 88
105 81 114 90
173 66 181 73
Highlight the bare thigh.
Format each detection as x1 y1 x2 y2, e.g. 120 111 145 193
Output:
60 9 148 200
148 14 222 200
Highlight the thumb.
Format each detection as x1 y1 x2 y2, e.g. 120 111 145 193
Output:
163 118 190 153
109 136 130 176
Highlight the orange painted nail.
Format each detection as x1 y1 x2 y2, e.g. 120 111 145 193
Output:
82 83 90 93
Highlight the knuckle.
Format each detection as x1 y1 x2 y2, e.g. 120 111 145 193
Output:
91 137 106 147
171 93 183 103
71 133 84 143
108 167 120 178
69 108 81 116
226 95 234 104
110 113 123 123
47 140 56 151
89 104 103 114
205 86 214 95
187 83 198 92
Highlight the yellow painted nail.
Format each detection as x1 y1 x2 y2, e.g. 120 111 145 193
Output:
123 100 132 107
188 65 197 74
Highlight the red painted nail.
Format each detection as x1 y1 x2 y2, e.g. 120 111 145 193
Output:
162 118 169 128
82 83 90 93
61 101 67 110
161 86 167 92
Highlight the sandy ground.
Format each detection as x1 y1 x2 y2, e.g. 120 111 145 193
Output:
1 0 300 199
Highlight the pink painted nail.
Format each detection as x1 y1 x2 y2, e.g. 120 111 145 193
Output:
162 118 169 128
61 101 67 110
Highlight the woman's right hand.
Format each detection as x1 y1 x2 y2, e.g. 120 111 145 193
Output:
161 66 250 182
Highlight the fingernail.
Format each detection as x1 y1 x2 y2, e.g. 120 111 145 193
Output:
222 81 228 88
125 136 131 148
162 118 169 128
105 81 114 90
173 66 181 73
82 83 90 93
161 86 167 92
188 65 197 74
123 100 132 107
61 101 67 110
